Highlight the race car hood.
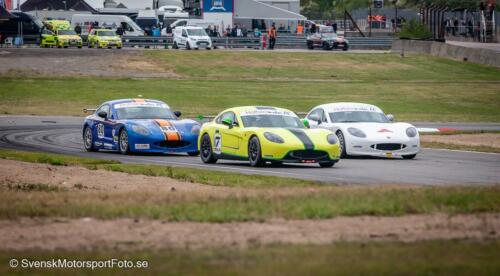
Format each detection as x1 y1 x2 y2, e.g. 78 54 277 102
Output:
123 119 199 137
250 127 334 147
338 122 416 138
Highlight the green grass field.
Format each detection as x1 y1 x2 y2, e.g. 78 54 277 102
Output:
1 52 499 121
2 241 500 275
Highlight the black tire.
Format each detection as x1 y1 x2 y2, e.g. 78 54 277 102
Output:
186 42 191 50
248 136 264 167
343 45 349 51
336 130 347 158
118 128 130 155
402 154 417 159
88 41 92 48
117 46 122 49
319 161 335 168
307 41 314 49
200 134 217 163
78 46 82 48
83 126 97 152
187 151 200 156
173 42 178 49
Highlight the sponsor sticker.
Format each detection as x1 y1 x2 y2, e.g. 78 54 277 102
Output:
241 109 296 117
386 152 393 158
97 124 104 139
114 102 169 109
135 144 150 150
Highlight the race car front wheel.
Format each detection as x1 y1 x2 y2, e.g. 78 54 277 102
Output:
83 126 97 152
248 136 264 167
336 130 347 158
200 134 217 163
319 161 336 168
119 129 130 155
402 154 417 159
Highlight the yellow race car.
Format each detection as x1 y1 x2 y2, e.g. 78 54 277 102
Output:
198 106 341 167
87 29 122 49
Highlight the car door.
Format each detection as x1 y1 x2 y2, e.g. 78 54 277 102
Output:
41 29 55 46
93 104 114 147
214 111 241 155
181 29 188 47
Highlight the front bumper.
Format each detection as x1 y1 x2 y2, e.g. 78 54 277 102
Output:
260 140 340 163
59 40 83 47
128 133 199 154
98 41 122 48
346 136 420 158
193 41 212 49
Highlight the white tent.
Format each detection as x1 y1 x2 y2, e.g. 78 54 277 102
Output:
234 0 305 20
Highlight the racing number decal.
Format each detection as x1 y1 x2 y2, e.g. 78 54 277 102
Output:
213 133 222 154
97 123 105 139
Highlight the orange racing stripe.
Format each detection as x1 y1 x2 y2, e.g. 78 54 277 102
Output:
154 119 181 141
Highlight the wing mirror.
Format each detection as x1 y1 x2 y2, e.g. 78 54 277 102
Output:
222 117 238 128
302 119 310 128
174 111 182 117
97 111 107 118
308 114 321 125
386 114 394 122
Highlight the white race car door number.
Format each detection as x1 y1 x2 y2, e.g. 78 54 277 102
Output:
214 133 222 154
97 123 105 139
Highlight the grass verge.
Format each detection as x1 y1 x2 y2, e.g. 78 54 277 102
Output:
0 149 321 188
2 241 500 275
422 141 500 154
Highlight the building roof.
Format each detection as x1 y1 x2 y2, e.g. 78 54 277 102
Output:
21 0 97 12
0 5 17 19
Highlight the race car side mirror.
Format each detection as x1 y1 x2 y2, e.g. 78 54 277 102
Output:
302 119 310 128
386 114 394 122
222 117 233 127
97 111 107 118
308 114 321 125
174 111 182 117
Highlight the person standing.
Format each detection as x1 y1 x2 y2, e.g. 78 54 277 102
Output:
74 23 82 36
268 23 277 50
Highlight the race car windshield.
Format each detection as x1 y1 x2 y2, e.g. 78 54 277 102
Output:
187 29 207 36
57 30 77 35
321 32 337 38
330 111 389 123
116 107 176 120
241 115 304 128
98 31 116 36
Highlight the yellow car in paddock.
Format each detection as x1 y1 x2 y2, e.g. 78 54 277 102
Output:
87 29 122 49
40 20 82 48
198 106 341 167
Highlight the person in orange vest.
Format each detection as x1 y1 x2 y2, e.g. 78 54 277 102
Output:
268 23 277 50
297 24 304 34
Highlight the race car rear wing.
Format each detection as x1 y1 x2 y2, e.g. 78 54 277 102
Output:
83 108 97 113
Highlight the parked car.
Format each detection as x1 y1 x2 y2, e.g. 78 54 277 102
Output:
87 29 122 49
306 26 349 51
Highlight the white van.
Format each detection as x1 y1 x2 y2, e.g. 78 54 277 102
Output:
162 19 221 35
172 26 212 50
71 14 144 36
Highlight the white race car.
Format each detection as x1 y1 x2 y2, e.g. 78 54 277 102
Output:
305 102 419 159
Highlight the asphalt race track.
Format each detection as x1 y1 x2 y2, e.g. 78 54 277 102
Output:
1 116 499 186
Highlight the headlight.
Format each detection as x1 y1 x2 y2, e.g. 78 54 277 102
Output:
406 127 418 138
327 133 338 144
131 124 150 135
348 127 366 138
191 124 201 134
264 132 284 143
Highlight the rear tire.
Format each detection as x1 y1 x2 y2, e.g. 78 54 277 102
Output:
119 129 130 155
336 130 347 158
322 42 330 50
402 154 416 159
173 42 178 49
343 45 349 51
248 136 264 167
319 161 335 168
186 42 191 50
307 41 314 49
200 134 217 163
83 126 97 152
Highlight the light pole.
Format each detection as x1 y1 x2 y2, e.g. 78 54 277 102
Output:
62 1 67 11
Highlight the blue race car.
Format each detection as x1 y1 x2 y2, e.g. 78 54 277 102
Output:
82 99 200 155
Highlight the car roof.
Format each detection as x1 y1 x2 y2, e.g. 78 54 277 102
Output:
103 99 168 108
224 106 298 117
318 102 384 113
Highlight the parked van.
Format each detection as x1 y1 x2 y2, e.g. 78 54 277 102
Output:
71 14 144 36
172 26 212 50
